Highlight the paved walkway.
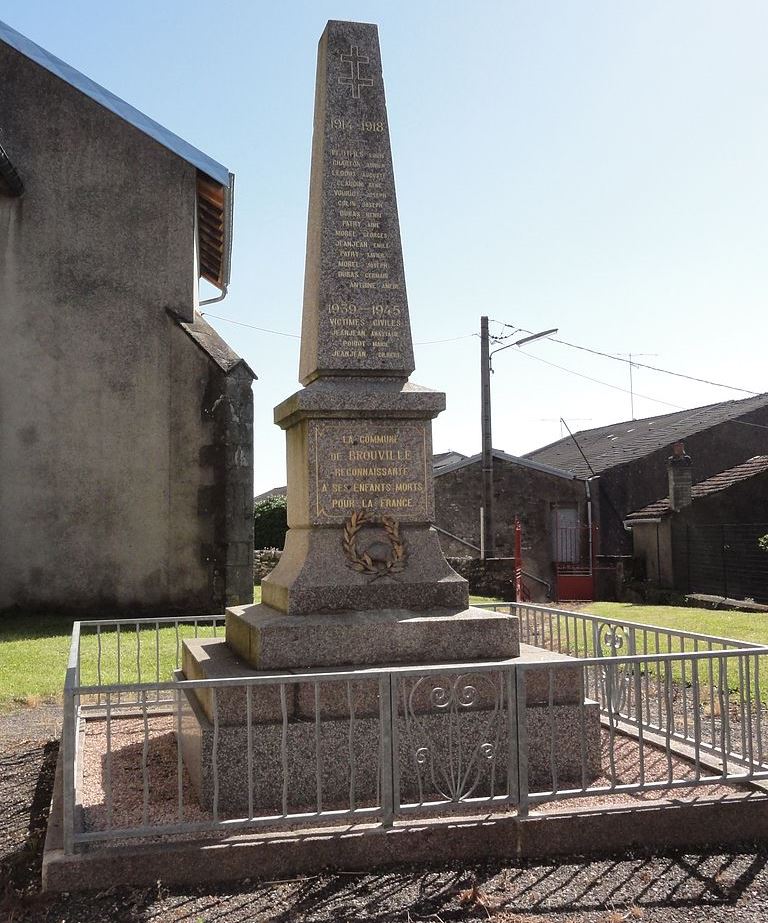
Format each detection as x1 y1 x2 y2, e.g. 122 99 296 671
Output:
0 704 62 746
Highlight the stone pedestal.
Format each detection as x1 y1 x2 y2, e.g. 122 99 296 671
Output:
260 380 468 618
225 603 519 669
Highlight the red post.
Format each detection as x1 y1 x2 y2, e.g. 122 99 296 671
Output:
514 517 523 603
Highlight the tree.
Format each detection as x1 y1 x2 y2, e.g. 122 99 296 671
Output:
253 495 288 549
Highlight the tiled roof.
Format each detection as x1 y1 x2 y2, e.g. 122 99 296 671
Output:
524 393 768 477
626 455 768 521
433 450 468 469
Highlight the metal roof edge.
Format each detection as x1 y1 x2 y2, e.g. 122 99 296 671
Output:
0 18 231 187
434 449 580 480
490 449 581 480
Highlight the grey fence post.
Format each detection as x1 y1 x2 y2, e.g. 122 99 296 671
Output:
62 622 81 855
515 666 529 818
379 673 395 827
506 666 520 807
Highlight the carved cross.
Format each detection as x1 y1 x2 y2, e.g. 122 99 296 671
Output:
339 45 374 99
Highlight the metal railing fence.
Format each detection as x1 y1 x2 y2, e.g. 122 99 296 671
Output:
474 601 760 658
62 614 225 851
63 618 522 851
515 647 768 814
61 614 768 853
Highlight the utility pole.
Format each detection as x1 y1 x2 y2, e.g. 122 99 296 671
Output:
480 319 558 561
480 316 494 559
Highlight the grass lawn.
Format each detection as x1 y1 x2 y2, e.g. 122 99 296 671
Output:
0 612 80 711
0 588 509 711
573 601 768 647
8 594 760 712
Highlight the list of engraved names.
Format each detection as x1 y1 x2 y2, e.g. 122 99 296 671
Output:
326 113 405 364
311 421 430 524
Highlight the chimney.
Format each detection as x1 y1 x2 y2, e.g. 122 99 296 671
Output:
667 441 693 511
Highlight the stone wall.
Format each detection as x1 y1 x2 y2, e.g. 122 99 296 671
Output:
446 557 517 600
0 43 253 615
254 549 283 584
434 455 588 596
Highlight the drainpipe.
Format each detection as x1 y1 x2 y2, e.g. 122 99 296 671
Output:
201 283 228 307
586 478 593 571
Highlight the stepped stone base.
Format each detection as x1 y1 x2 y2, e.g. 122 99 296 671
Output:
225 603 520 670
178 637 601 816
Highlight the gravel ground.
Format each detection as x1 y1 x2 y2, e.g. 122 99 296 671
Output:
2 709 768 922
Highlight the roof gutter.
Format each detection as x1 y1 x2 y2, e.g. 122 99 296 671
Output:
200 171 235 305
623 517 663 529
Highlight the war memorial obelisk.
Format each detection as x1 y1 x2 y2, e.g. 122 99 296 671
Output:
179 21 598 815
225 19 519 666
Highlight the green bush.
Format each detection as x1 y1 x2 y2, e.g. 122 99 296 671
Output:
254 495 287 549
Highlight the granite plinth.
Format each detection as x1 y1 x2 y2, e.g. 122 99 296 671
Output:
184 636 510 722
183 638 583 722
265 379 468 617
182 638 294 725
262 525 468 616
178 680 601 815
225 603 519 670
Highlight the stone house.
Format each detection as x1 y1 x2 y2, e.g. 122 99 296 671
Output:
433 450 593 601
625 449 768 602
0 20 255 616
524 393 768 557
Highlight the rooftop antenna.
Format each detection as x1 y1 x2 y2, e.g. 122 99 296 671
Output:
540 417 593 438
560 418 596 477
617 353 658 419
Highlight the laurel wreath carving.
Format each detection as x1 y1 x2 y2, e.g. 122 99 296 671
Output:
342 510 407 577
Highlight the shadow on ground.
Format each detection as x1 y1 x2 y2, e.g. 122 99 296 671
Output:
0 740 58 917
2 736 768 922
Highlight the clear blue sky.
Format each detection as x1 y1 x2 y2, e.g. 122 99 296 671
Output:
5 1 768 493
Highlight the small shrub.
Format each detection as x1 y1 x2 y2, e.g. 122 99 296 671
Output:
253 495 287 550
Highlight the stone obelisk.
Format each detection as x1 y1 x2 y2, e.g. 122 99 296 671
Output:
226 20 518 667
179 24 597 821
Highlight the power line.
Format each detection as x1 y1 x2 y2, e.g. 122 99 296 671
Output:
491 320 759 396
201 312 300 338
510 348 683 410
416 333 478 345
200 311 476 346
511 347 768 433
202 309 765 418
